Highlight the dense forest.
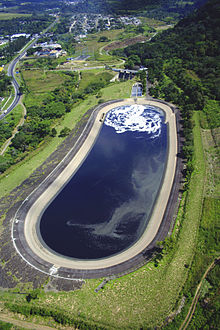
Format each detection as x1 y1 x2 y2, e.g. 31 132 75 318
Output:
0 72 11 95
71 0 207 18
0 15 54 36
0 0 209 20
0 37 30 64
107 0 206 13
0 0 64 14
119 0 219 106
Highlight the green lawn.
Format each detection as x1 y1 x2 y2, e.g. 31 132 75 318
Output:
78 71 114 90
139 17 169 27
21 70 69 93
0 13 31 20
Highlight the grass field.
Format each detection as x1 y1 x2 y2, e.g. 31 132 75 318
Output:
0 13 31 20
139 17 170 27
0 111 207 329
21 70 69 93
59 57 124 70
75 29 124 56
166 125 220 328
24 91 51 108
78 71 114 90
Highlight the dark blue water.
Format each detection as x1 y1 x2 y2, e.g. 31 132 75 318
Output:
40 105 167 259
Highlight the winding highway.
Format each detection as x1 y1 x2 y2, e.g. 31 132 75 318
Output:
0 17 58 121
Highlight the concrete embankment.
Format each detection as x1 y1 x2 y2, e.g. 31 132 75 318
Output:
12 98 179 279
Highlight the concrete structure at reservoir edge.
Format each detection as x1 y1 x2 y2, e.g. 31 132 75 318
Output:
12 98 178 278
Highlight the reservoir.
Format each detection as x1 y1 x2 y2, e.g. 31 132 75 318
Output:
39 104 168 260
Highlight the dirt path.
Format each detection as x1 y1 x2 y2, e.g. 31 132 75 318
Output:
0 313 57 329
179 257 220 330
0 96 26 156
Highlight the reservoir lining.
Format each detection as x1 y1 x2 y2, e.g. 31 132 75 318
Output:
39 104 167 259
12 98 178 278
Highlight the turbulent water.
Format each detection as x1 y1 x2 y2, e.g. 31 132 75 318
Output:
105 104 162 136
40 104 168 259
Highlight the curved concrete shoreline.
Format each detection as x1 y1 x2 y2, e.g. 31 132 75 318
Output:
12 98 178 277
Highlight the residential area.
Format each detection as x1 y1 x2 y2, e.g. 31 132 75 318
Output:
68 14 141 40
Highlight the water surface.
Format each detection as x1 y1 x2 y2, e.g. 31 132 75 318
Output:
40 104 167 259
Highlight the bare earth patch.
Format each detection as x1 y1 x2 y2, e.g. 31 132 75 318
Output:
104 35 147 52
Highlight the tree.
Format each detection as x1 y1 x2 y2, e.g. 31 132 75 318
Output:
125 59 134 70
98 36 110 42
0 156 10 173
33 120 51 138
51 128 57 137
59 127 71 137
0 73 12 93
11 132 27 152
26 288 40 303
136 26 145 34
26 47 40 56
44 102 66 119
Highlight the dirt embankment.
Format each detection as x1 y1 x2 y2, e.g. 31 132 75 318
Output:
104 35 147 52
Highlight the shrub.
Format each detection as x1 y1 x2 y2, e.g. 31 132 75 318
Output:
59 127 71 137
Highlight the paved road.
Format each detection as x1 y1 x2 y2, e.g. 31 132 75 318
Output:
0 18 58 121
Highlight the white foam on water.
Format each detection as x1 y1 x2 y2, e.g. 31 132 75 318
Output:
104 104 162 137
65 105 165 243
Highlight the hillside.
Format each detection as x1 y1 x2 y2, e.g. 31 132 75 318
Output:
0 0 208 20
0 0 66 14
106 0 207 13
123 0 220 104
71 0 208 18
